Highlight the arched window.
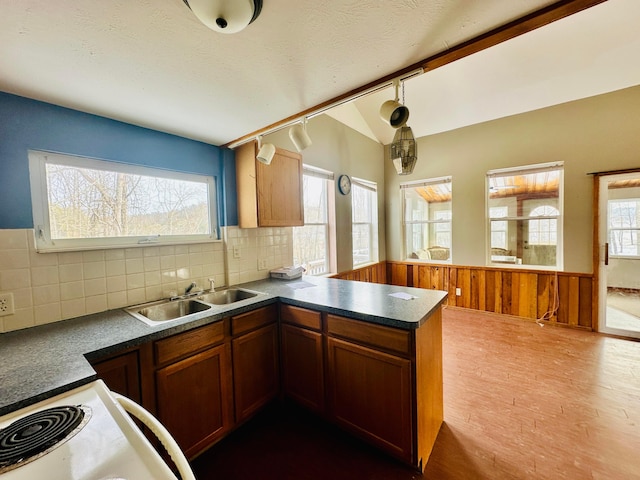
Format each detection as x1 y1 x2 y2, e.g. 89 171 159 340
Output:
529 205 559 245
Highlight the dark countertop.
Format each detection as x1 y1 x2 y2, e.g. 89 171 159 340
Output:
0 276 446 416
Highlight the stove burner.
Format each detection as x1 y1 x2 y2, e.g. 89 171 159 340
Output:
0 405 91 472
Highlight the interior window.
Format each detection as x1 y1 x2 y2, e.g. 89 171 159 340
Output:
487 162 563 269
401 177 452 262
28 150 218 252
293 165 335 275
351 177 378 267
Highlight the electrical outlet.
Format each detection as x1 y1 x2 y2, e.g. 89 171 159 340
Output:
233 245 241 259
258 259 268 270
0 293 15 317
455 288 462 296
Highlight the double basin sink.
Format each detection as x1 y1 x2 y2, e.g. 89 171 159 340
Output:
126 288 262 326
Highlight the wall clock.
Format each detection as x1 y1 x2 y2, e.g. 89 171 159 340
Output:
338 174 352 195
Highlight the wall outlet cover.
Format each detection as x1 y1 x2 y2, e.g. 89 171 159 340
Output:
0 292 15 316
455 287 462 296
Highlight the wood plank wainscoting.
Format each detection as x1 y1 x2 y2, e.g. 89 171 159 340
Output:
332 261 594 330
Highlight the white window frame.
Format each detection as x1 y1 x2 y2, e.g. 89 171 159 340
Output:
486 162 563 270
28 150 219 252
293 165 335 275
351 177 378 267
608 198 640 258
401 176 453 263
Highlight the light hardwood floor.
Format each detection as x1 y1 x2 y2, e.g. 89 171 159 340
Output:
426 306 640 479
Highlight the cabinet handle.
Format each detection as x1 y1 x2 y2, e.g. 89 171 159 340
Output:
604 243 609 266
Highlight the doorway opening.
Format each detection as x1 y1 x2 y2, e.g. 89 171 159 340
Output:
598 171 640 338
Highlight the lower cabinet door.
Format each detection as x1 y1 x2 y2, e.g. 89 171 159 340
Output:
92 350 141 402
326 336 413 462
155 343 232 458
232 323 279 423
281 324 324 412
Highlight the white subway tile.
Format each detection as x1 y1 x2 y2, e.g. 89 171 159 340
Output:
125 248 143 259
106 260 126 277
143 256 160 272
4 308 35 331
31 266 59 286
33 285 61 305
59 263 83 283
83 261 106 280
105 249 125 261
85 295 107 315
0 269 31 290
127 288 146 306
59 252 83 264
61 298 85 319
125 258 144 274
126 273 145 290
0 230 28 249
107 291 128 309
84 278 107 296
82 251 105 263
0 251 29 269
106 275 127 293
60 281 84 301
34 303 62 325
144 271 161 286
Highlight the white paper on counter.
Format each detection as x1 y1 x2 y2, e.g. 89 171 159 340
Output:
388 292 417 300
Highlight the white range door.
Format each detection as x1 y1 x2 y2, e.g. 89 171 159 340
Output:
0 380 187 479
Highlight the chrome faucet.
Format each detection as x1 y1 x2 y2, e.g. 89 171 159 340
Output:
208 277 215 293
185 282 197 295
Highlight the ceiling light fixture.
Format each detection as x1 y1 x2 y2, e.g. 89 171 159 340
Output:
390 80 417 175
288 118 312 152
183 0 263 34
256 136 276 165
390 126 417 175
379 79 410 128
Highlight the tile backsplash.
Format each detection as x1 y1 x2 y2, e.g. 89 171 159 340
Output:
0 226 293 333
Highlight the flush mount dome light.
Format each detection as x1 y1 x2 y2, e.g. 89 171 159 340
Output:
183 0 263 34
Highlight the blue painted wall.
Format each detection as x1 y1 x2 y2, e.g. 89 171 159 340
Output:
0 92 238 228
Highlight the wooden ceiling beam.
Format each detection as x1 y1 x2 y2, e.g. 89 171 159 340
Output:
223 0 607 149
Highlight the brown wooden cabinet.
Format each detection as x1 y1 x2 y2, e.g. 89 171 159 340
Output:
325 312 443 471
91 350 141 402
153 322 232 458
231 305 280 423
326 336 413 461
235 141 304 228
280 305 324 413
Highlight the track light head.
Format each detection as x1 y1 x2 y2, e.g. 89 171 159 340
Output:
289 120 312 152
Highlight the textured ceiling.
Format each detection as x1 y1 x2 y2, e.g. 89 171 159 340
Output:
0 1 636 147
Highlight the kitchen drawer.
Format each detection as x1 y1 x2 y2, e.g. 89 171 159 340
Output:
154 321 225 366
280 304 322 331
231 304 278 336
326 314 411 356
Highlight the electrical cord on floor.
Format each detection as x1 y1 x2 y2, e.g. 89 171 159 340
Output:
536 269 559 327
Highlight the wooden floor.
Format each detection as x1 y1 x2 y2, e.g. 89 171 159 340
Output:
192 307 640 479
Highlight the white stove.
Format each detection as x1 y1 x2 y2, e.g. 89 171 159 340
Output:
0 381 185 480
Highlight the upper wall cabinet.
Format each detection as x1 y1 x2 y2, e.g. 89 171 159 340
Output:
235 142 304 228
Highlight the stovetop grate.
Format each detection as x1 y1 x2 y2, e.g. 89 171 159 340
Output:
0 405 90 473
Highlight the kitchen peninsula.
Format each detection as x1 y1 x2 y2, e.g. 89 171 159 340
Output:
0 276 447 471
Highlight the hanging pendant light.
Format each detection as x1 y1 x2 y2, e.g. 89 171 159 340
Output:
390 126 417 175
387 80 417 175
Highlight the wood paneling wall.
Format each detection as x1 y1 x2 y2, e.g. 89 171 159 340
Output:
333 261 594 330
330 262 387 284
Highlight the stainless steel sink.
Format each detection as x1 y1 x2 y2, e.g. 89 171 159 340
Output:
126 299 212 326
126 288 264 326
197 288 259 305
